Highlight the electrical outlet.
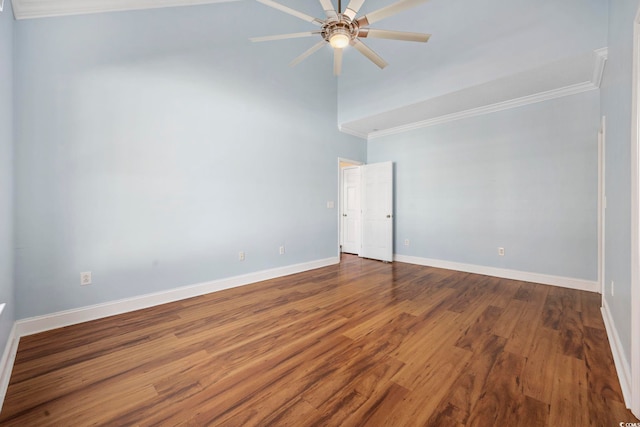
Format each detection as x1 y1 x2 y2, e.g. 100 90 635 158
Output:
498 247 505 256
239 251 245 261
404 239 410 246
279 246 285 255
80 271 92 286
611 280 614 296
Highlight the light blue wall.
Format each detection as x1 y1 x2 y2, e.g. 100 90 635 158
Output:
601 0 640 365
0 0 16 347
13 3 365 319
368 90 600 280
338 0 608 124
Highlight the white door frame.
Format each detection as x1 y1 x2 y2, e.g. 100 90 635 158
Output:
337 158 363 257
630 4 640 418
598 117 606 296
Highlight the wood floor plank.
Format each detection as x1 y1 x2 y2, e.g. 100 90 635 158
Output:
581 291 605 330
390 309 461 365
491 298 527 338
340 302 416 340
384 346 473 426
542 289 563 330
521 326 560 404
426 333 506 426
548 354 589 427
163 323 351 425
503 283 549 356
0 255 637 426
308 359 409 427
448 275 494 313
559 308 584 360
583 325 627 405
466 350 529 426
1 333 183 415
454 305 503 352
340 382 410 427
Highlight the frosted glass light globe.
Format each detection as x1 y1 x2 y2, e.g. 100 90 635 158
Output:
329 33 350 49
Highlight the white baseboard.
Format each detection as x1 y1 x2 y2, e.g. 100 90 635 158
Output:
601 298 633 408
0 324 19 413
15 257 339 337
393 255 599 293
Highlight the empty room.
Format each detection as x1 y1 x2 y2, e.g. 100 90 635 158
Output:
0 0 639 425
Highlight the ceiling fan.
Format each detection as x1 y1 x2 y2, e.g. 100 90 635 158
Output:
250 0 431 75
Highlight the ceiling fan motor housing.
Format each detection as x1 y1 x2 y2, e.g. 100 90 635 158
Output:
323 19 359 47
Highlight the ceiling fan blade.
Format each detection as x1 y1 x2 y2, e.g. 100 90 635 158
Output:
289 40 327 67
358 28 430 42
333 48 343 76
351 39 388 69
343 0 366 21
356 0 430 26
250 32 318 42
318 0 339 21
256 0 323 26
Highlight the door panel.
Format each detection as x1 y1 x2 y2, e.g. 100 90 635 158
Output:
360 162 393 262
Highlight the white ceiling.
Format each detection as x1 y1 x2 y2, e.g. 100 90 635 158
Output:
9 0 609 140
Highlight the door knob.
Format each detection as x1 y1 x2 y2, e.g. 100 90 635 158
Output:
343 214 347 217
386 215 391 218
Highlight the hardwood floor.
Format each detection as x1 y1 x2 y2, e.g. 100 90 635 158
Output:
1 255 638 426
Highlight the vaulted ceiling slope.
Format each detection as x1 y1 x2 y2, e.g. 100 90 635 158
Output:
10 0 608 139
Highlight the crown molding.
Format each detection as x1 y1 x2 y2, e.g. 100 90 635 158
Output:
592 47 608 87
364 81 598 140
337 124 368 140
340 48 608 141
11 0 239 20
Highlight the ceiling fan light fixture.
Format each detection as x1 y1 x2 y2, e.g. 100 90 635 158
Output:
329 32 351 49
252 0 432 74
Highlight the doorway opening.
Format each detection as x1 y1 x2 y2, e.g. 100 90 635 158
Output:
338 159 395 263
338 158 363 257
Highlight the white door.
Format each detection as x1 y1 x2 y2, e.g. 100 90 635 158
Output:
360 161 393 262
341 166 361 254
